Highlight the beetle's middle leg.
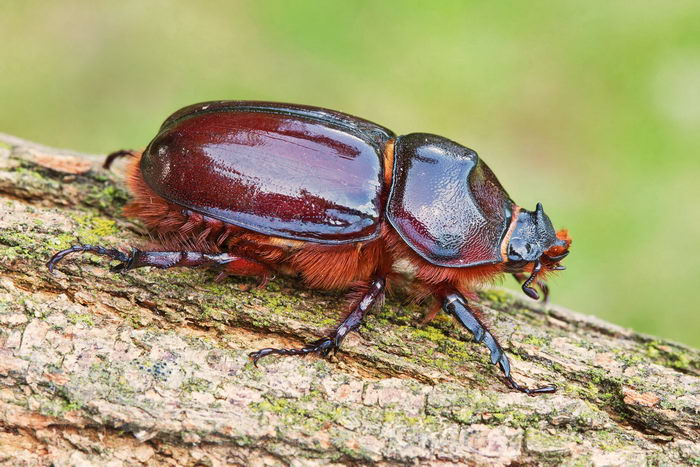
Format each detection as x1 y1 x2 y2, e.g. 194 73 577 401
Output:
47 244 269 283
249 276 386 363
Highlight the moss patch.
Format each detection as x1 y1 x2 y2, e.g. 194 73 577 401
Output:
85 184 129 212
645 340 698 373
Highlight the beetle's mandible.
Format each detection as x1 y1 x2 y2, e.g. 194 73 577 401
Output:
48 101 571 394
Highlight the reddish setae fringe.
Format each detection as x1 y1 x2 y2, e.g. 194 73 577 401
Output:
544 229 572 258
381 224 504 294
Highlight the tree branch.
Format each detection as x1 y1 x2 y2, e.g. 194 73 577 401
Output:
0 134 698 465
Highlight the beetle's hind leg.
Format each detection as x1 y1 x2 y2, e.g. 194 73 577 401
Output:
47 245 130 273
441 291 556 395
47 244 269 282
249 277 386 363
103 149 137 170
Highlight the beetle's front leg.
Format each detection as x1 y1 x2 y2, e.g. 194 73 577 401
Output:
249 277 386 363
441 291 556 395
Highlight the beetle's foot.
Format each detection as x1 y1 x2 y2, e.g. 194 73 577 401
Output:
249 337 339 365
103 149 136 170
250 277 385 366
487 332 557 395
47 244 132 274
504 374 557 395
494 345 556 394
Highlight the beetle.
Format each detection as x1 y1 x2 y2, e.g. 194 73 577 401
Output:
48 101 571 395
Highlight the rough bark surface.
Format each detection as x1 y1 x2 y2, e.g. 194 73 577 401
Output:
0 133 698 466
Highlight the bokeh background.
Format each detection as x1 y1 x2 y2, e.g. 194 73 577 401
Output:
2 1 699 346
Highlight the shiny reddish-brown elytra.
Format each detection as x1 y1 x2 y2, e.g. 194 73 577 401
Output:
48 101 571 394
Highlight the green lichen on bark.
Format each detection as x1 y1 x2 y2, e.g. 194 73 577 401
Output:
0 134 699 466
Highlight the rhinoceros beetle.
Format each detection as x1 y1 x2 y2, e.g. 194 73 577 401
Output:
48 101 571 394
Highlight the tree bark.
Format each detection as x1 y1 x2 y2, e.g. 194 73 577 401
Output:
0 133 698 466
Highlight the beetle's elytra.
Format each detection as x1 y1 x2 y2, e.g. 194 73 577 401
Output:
49 101 571 394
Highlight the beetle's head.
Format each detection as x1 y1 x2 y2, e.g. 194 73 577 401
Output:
505 203 571 299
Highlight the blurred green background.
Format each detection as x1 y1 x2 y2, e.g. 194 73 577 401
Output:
1 1 699 346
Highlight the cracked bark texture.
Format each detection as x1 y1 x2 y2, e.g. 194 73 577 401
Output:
0 133 698 467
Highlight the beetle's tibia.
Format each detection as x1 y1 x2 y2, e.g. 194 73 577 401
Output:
442 292 556 395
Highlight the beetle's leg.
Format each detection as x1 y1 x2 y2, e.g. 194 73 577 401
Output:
442 291 556 395
103 149 137 170
249 277 385 363
47 245 130 272
513 273 550 303
47 244 269 281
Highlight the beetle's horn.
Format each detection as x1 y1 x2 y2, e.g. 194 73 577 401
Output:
535 202 545 223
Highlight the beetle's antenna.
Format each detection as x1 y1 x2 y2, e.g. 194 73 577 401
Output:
521 260 542 300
